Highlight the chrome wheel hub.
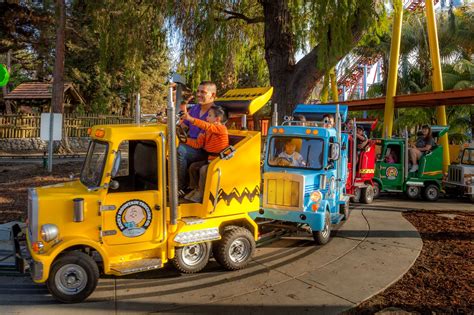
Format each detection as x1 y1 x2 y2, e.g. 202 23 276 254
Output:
182 244 206 266
229 238 250 263
55 264 87 295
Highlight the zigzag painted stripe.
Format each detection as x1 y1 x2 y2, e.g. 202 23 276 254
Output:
209 186 261 206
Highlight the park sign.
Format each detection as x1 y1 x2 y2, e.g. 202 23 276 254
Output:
0 64 9 87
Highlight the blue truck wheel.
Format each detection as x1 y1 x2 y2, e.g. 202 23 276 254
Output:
312 210 331 245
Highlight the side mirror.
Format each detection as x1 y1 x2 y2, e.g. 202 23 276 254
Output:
329 143 340 161
109 180 120 190
111 151 121 178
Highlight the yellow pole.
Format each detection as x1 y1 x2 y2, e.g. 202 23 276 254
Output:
330 67 339 103
383 0 403 138
425 0 450 173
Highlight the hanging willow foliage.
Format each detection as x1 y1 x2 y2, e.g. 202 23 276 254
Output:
168 0 385 115
89 0 167 88
170 0 268 91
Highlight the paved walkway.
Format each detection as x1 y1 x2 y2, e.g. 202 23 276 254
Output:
0 207 423 315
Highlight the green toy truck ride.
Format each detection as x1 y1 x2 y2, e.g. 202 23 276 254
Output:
373 126 448 201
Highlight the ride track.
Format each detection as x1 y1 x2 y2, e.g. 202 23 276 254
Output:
0 207 422 314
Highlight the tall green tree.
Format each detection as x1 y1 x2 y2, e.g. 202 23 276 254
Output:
170 0 385 117
67 0 170 115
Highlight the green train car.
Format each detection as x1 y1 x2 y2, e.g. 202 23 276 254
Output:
373 126 448 201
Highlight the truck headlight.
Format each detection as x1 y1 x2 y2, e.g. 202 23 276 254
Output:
466 176 473 185
310 190 322 202
310 190 322 212
41 224 59 242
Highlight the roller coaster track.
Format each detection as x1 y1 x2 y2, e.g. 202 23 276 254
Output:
336 0 439 99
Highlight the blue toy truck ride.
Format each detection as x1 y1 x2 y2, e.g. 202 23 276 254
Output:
250 104 350 245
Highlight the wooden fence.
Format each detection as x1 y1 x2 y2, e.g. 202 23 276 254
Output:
0 114 134 138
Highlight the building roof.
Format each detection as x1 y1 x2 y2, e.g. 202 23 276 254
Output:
4 82 85 104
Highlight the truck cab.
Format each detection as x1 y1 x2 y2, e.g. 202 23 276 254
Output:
444 143 474 202
251 104 350 245
26 86 273 303
345 119 377 204
373 125 448 201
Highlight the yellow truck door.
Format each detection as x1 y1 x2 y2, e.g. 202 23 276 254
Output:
100 140 164 245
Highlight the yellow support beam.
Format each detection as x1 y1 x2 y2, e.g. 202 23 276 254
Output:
425 0 450 173
383 0 403 138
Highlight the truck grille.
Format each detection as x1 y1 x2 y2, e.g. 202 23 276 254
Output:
28 188 39 243
263 173 304 210
448 167 463 183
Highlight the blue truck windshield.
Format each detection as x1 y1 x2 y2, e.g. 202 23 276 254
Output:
80 141 108 187
268 136 324 170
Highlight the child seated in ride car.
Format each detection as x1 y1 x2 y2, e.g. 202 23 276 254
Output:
408 125 435 172
182 106 229 203
385 150 398 164
277 139 305 167
323 114 335 128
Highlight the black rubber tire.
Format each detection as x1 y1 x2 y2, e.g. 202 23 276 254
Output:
361 185 374 204
213 227 255 271
373 182 381 199
423 184 439 202
313 210 331 245
444 188 459 199
340 201 350 221
350 188 361 203
406 186 421 199
46 251 99 303
172 242 211 274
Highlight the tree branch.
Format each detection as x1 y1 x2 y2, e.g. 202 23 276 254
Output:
291 6 369 102
216 8 264 24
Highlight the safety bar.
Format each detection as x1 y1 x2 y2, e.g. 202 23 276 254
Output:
212 168 222 213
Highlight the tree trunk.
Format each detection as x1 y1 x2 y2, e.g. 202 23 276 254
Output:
261 0 372 118
261 0 296 120
52 0 65 114
52 0 72 153
2 50 12 114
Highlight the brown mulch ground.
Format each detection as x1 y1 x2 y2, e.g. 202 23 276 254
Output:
1 162 473 314
349 211 474 315
0 162 83 223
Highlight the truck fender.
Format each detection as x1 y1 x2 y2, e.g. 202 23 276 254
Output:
43 238 109 278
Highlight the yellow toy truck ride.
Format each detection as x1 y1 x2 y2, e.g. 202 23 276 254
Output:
25 86 273 303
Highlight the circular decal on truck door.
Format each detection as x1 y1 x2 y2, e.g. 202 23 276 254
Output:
386 166 398 180
116 200 152 237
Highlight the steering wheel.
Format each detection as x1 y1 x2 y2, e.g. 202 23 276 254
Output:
176 124 188 144
275 157 291 166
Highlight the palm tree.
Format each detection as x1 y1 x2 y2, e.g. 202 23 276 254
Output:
361 5 473 140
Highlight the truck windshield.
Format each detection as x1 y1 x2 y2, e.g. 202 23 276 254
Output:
461 148 474 165
80 141 108 187
268 136 324 170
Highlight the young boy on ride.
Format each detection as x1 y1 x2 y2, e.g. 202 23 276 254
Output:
182 105 229 203
277 140 305 167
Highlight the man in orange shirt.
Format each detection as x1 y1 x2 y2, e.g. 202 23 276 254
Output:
182 105 229 203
